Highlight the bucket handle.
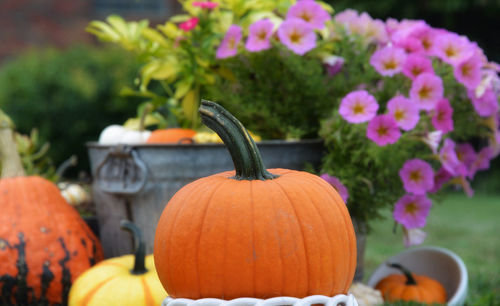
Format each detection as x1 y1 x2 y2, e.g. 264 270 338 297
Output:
94 145 149 195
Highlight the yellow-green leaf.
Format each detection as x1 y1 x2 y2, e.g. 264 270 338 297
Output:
182 89 199 126
142 28 170 48
158 22 182 39
123 115 160 130
174 79 193 99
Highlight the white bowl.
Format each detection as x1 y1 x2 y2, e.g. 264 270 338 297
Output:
367 246 468 306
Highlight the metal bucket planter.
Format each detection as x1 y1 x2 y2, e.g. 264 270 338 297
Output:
87 140 324 258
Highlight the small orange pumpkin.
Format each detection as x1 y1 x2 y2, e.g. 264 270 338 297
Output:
146 128 196 144
154 100 357 300
375 263 447 304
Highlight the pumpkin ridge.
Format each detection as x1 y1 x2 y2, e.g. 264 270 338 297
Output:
157 180 202 296
262 180 285 296
250 181 256 298
79 275 118 306
317 175 356 292
271 178 310 296
194 179 227 298
291 175 342 294
303 174 354 294
169 180 213 298
141 277 155 306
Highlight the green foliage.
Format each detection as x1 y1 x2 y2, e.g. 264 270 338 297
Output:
15 129 58 181
204 46 335 139
0 45 140 175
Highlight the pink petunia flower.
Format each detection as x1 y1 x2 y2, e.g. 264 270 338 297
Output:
468 147 494 179
402 54 434 80
396 36 425 54
277 18 316 55
429 167 453 193
366 114 401 146
323 55 345 76
431 98 454 133
434 32 476 65
393 194 432 229
320 174 349 203
456 143 477 172
399 159 435 195
216 25 242 59
422 130 443 154
403 227 427 248
339 90 379 123
192 1 218 9
454 53 483 90
245 19 274 52
458 176 474 197
179 17 199 32
409 73 444 110
387 95 420 131
439 138 467 177
370 46 407 77
468 88 499 117
286 0 330 30
334 9 358 26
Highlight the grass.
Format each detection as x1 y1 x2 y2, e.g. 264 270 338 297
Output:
363 192 500 305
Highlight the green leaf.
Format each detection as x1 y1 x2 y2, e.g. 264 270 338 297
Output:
182 89 199 127
174 78 193 99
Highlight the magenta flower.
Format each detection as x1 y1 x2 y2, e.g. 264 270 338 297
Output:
429 167 453 193
387 95 420 131
179 17 199 32
323 55 345 76
216 25 242 59
286 0 330 30
320 174 349 203
468 147 494 179
402 54 434 80
393 194 432 229
192 1 218 9
366 114 401 146
370 46 407 77
339 90 379 123
468 88 499 117
456 143 477 171
454 54 483 90
431 98 454 133
396 36 424 54
245 19 274 52
422 130 443 154
399 159 435 195
439 138 467 177
434 32 475 65
409 73 444 110
277 18 316 55
402 227 427 248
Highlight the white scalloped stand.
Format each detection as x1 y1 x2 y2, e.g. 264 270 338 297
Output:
162 294 359 306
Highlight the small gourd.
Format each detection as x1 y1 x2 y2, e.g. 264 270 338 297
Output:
375 263 447 304
68 220 168 305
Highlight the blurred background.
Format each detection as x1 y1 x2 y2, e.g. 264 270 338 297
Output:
1 0 499 179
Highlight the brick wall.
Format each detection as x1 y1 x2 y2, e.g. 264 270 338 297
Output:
0 0 180 61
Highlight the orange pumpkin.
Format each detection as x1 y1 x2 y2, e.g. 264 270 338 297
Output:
154 100 357 300
0 113 103 304
146 128 196 144
375 263 447 304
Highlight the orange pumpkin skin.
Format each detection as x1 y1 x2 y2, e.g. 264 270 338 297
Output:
154 168 357 300
146 128 196 144
0 176 104 305
376 272 447 304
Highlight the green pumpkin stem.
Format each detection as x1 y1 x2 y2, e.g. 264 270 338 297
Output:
199 100 278 181
0 110 25 178
120 220 148 275
388 262 417 285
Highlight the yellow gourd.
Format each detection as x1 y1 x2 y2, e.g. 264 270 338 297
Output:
68 221 168 305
